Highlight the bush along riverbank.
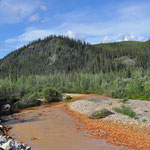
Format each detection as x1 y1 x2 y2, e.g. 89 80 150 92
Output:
1 70 150 103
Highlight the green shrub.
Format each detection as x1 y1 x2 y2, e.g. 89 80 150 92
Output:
92 109 113 119
43 87 62 103
110 88 126 98
15 93 41 109
66 95 72 100
142 119 147 123
119 97 129 103
113 105 136 118
1 70 150 102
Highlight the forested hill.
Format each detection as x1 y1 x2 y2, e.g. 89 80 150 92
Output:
0 35 150 78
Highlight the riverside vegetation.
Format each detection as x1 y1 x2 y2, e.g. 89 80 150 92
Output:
1 36 150 110
1 70 150 110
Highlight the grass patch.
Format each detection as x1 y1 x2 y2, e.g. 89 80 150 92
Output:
142 119 147 123
113 105 136 118
92 109 113 119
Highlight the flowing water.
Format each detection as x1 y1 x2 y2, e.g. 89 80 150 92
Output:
3 105 126 150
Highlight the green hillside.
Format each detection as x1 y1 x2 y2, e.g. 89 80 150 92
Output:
0 36 150 78
1 36 150 106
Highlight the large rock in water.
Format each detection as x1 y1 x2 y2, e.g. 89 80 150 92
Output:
0 135 31 150
0 104 11 115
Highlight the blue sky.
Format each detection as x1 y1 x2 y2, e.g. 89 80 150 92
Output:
0 0 150 58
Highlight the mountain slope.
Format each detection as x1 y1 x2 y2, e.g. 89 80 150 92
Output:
0 35 150 78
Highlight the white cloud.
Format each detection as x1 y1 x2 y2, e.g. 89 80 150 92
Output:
5 29 54 43
102 36 113 43
4 29 87 51
6 29 86 44
100 33 145 43
54 16 150 41
2 2 150 48
0 0 40 24
49 3 150 44
66 30 86 41
28 14 40 22
20 29 54 42
117 33 145 42
5 38 16 43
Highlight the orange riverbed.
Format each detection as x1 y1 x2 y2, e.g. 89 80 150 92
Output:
3 105 125 150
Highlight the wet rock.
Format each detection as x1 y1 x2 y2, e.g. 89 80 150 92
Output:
0 135 31 150
0 135 7 144
0 139 12 150
0 125 3 135
1 104 11 115
0 102 31 149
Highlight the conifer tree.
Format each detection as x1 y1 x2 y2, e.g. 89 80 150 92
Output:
9 62 17 83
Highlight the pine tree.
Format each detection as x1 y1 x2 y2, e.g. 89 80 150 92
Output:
9 62 17 83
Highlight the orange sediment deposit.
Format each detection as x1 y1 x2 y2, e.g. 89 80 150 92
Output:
63 94 108 101
52 104 150 150
1 126 12 136
31 137 38 141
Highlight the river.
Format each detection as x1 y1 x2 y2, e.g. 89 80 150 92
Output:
3 105 126 150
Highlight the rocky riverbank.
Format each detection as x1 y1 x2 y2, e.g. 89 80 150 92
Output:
0 100 31 150
0 124 31 150
64 94 150 150
70 95 150 126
